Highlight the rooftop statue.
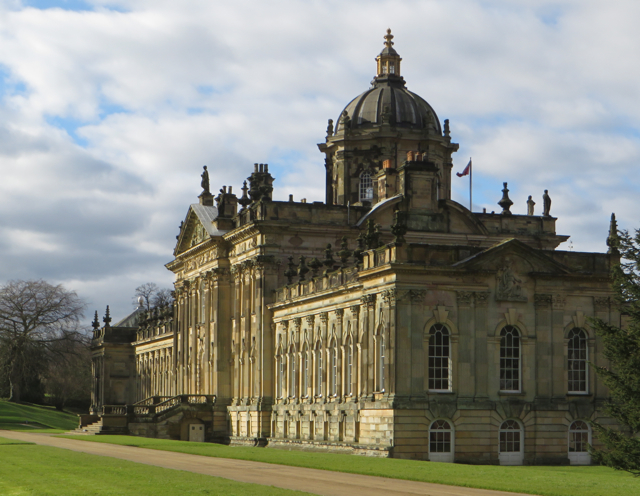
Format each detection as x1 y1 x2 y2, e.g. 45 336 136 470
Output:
201 165 210 194
543 189 552 217
527 195 535 216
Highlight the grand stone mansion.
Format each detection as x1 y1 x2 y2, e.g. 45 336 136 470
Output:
88 31 620 465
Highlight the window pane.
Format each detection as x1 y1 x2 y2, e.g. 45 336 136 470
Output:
500 326 520 391
568 329 588 393
428 324 451 390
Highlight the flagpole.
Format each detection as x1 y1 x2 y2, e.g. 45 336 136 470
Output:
469 157 472 211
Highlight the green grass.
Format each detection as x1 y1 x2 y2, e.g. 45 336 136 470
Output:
59 435 638 496
0 399 78 433
0 435 34 445
0 443 305 495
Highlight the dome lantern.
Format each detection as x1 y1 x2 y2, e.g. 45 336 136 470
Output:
376 29 402 78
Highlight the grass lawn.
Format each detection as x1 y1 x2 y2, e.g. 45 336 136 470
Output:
60 435 638 496
0 442 305 495
0 435 34 445
0 399 78 433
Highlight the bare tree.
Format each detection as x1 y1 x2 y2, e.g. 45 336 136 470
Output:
0 280 85 403
152 288 174 308
134 283 173 310
43 338 92 411
134 282 159 310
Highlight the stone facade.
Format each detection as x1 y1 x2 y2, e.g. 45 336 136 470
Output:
91 31 619 464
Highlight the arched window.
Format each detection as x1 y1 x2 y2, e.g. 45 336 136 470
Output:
377 334 386 392
288 345 297 398
428 324 452 391
315 341 323 397
568 329 588 393
345 335 353 396
568 420 592 465
301 344 309 397
330 338 338 396
500 326 521 392
429 420 454 463
359 172 373 202
499 419 524 465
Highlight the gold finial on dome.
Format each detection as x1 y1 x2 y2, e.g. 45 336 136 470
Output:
376 28 402 78
384 28 394 48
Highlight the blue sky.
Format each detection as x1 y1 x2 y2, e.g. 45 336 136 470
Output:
0 0 639 322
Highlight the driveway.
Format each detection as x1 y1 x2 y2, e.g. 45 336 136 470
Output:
0 431 536 496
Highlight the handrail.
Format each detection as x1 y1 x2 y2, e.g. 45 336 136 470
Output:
104 394 217 418
102 405 127 415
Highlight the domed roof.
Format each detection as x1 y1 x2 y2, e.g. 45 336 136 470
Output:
334 29 441 134
335 80 441 133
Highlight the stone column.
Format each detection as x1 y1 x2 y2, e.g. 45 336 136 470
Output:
382 290 398 395
231 265 242 403
551 294 566 398
305 315 315 398
593 296 611 397
361 294 376 397
349 305 360 398
335 308 344 397
319 312 328 398
474 292 490 399
533 294 552 398
456 291 474 398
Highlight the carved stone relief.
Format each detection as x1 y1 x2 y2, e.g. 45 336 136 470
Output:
496 258 527 302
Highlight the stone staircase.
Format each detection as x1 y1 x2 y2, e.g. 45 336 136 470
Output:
66 419 104 435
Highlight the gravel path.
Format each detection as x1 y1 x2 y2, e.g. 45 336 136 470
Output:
0 431 537 496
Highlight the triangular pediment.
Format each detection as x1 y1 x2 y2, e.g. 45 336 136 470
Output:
453 238 571 275
174 203 223 256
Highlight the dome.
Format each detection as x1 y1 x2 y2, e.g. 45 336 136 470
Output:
334 29 441 134
335 80 441 133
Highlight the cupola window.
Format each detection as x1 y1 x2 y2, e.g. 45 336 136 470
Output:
375 29 402 78
359 172 374 202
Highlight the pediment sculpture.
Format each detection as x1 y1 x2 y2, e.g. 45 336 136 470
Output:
496 258 527 302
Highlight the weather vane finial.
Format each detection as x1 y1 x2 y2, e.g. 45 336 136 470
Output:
384 28 394 48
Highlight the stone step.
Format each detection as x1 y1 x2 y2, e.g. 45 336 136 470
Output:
66 420 104 435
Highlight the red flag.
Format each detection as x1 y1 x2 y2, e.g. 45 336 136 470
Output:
456 159 472 177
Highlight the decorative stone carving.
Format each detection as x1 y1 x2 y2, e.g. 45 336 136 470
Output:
349 305 360 317
456 291 473 306
361 294 376 307
335 308 344 322
527 195 535 216
320 312 329 324
552 294 565 310
409 290 426 303
534 294 553 307
305 315 315 327
543 189 552 217
572 311 586 329
201 166 210 194
382 289 397 305
496 259 527 302
326 118 334 137
433 305 449 324
475 292 490 307
594 296 610 309
504 308 519 326
498 182 513 215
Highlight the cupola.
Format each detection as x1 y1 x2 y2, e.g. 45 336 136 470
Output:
376 29 402 79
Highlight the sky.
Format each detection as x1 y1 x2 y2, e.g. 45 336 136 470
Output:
0 0 639 324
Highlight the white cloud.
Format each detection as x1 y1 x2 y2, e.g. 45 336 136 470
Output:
0 0 639 321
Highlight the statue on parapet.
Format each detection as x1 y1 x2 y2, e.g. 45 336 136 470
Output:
326 119 334 137
201 165 210 194
527 195 535 216
542 189 551 217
